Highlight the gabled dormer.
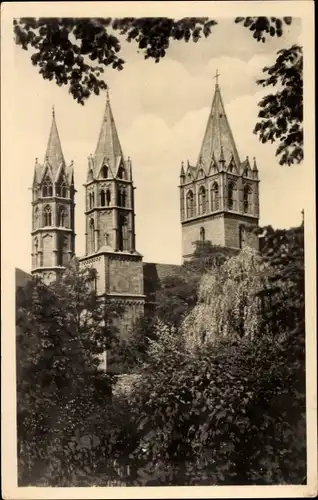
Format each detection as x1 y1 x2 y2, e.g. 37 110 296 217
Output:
241 157 253 178
208 154 219 176
98 160 113 180
227 154 239 175
185 163 195 184
115 160 127 180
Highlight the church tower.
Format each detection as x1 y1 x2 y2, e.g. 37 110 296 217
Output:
31 108 75 284
79 91 145 345
179 74 260 259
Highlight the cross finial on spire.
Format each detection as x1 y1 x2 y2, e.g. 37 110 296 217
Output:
106 87 110 102
213 68 220 86
52 105 55 118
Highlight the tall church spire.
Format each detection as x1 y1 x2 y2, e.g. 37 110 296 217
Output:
93 90 124 176
45 107 65 173
197 78 240 169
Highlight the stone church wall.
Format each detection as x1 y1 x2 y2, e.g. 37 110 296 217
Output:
108 255 144 295
182 215 225 258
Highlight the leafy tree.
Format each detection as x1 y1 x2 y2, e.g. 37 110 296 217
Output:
119 231 306 485
13 17 302 165
258 223 305 335
183 247 270 345
234 16 293 42
13 17 216 103
254 45 303 165
122 321 305 485
16 258 120 485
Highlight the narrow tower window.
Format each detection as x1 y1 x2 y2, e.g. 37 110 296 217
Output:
89 218 95 253
198 186 206 214
43 205 52 226
211 182 219 211
243 185 252 214
117 188 126 206
100 189 106 207
56 180 68 197
228 182 236 210
89 193 93 209
200 227 205 241
118 214 129 251
186 190 194 218
117 166 125 180
101 165 108 178
106 189 111 206
58 206 66 227
42 178 53 197
61 182 68 198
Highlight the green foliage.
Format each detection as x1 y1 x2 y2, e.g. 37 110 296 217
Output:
124 324 305 485
13 17 216 104
259 224 305 335
235 17 292 42
117 228 305 485
254 45 303 165
183 247 268 345
16 258 120 485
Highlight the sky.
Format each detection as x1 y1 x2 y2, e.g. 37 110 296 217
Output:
4 16 307 271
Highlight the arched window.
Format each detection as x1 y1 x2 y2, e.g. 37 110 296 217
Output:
106 189 111 206
57 206 66 227
42 178 53 197
117 188 126 206
92 192 95 207
100 190 106 207
61 183 68 198
243 168 249 177
43 205 52 226
228 182 236 210
118 214 129 251
34 207 39 229
228 165 233 173
198 186 206 214
211 182 219 211
101 165 108 178
200 227 205 241
186 190 194 218
243 185 252 213
90 219 95 253
89 192 94 209
56 180 67 197
117 166 125 179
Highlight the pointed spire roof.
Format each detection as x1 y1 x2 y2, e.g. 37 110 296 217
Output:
93 89 124 176
44 107 65 174
197 80 240 169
